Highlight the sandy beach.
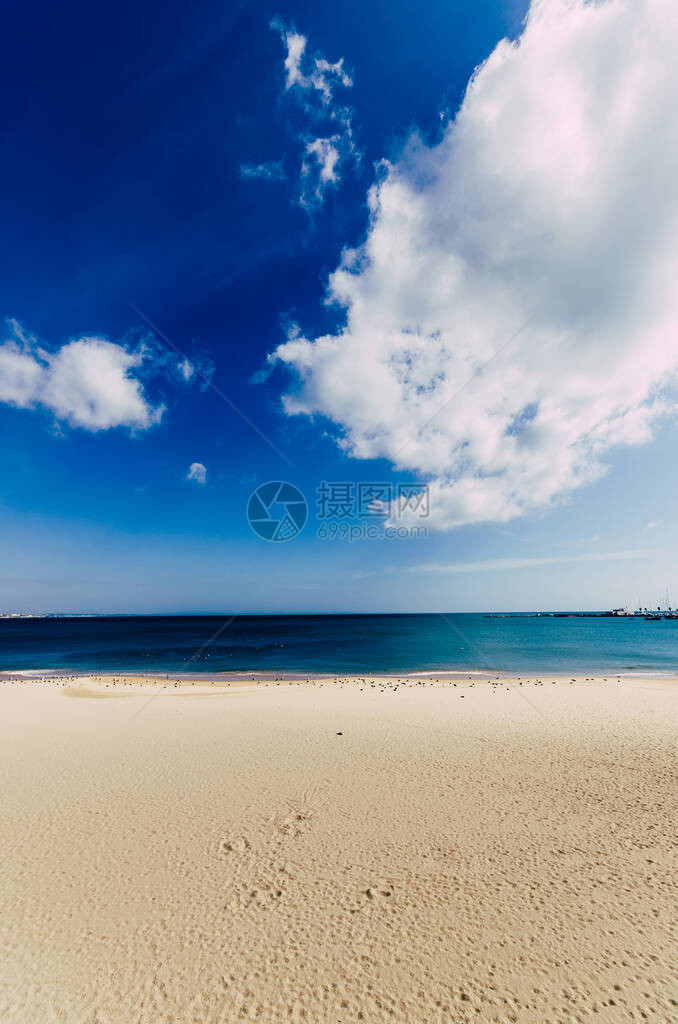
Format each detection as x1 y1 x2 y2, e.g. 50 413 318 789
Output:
1 673 677 1024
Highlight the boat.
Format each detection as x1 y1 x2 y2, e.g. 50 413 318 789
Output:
659 587 678 619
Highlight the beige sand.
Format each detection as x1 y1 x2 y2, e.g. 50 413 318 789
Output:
1 673 677 1024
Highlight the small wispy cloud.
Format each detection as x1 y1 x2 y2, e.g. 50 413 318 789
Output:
300 137 341 206
172 350 214 390
279 26 307 90
273 22 352 102
186 462 207 485
406 550 662 575
354 549 663 581
240 160 287 182
269 18 359 209
177 357 194 381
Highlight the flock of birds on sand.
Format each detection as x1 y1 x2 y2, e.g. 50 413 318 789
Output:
0 672 625 690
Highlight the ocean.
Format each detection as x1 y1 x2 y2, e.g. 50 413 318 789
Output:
1 613 678 675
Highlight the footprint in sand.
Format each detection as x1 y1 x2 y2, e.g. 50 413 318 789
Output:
209 834 251 861
364 884 395 900
222 836 250 854
345 879 397 915
225 884 285 912
276 782 324 838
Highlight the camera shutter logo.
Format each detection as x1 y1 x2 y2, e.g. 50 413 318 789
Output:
247 481 308 542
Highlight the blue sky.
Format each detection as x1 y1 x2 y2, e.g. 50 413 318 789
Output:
2 0 678 614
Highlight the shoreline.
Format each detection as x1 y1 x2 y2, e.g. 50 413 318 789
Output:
3 667 678 686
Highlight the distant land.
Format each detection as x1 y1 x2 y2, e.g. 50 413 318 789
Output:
1 609 676 620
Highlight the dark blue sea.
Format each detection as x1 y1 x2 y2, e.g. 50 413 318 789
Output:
1 613 678 675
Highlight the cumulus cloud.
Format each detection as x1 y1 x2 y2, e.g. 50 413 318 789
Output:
271 19 358 208
186 462 207 485
240 160 287 182
0 320 164 431
272 0 678 528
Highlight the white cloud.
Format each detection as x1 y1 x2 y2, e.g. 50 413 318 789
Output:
177 357 195 381
0 326 43 408
0 320 164 431
273 21 352 103
173 351 214 390
408 549 660 574
300 137 341 206
272 0 678 528
271 19 358 208
280 28 307 90
41 340 163 431
311 57 353 104
240 160 287 182
187 462 207 485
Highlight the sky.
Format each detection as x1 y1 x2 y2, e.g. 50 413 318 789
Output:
2 0 678 614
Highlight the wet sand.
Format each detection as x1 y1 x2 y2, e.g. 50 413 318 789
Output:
1 673 677 1023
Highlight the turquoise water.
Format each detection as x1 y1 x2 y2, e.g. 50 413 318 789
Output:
1 613 677 675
